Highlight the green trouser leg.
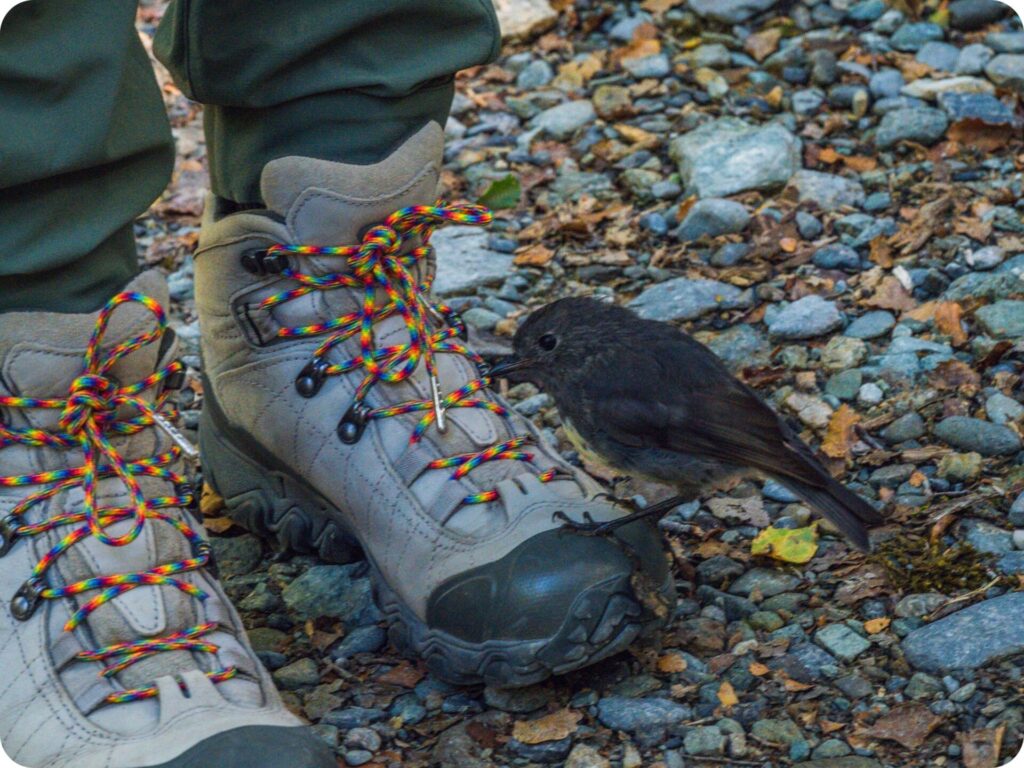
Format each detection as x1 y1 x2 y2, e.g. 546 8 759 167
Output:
0 0 175 313
0 1 500 313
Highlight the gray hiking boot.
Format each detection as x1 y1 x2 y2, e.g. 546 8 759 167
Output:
0 272 333 768
194 122 674 687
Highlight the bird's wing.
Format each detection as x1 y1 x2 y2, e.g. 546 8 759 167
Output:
586 340 816 485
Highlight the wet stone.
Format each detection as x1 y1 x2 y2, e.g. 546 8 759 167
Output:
881 412 926 443
272 658 320 690
845 310 895 339
916 42 960 72
629 277 751 322
596 696 692 732
976 300 1024 339
774 642 839 683
890 22 944 52
730 567 802 597
875 107 948 148
282 564 372 622
507 737 573 763
985 55 1024 93
934 416 1022 456
948 0 1009 30
531 100 597 140
902 592 1024 671
957 43 996 74
815 624 871 662
675 198 751 241
768 295 844 340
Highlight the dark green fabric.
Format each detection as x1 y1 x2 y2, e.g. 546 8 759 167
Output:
0 0 175 313
154 0 500 205
0 0 500 313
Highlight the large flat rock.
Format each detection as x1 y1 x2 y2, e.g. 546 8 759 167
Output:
433 226 513 296
669 117 801 198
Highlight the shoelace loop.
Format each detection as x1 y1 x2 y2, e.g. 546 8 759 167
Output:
261 202 561 506
0 291 237 705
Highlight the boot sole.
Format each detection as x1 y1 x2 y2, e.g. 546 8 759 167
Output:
199 395 672 687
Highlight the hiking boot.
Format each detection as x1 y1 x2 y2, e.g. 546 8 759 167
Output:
0 272 333 768
194 122 674 687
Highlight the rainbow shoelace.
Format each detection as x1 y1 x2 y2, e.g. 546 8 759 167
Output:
0 292 236 705
259 202 559 507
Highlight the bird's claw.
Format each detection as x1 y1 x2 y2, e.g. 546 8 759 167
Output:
553 510 613 536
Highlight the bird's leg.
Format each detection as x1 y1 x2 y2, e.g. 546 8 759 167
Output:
554 494 690 536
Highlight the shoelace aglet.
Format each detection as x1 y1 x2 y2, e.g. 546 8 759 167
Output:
430 375 448 434
151 412 199 462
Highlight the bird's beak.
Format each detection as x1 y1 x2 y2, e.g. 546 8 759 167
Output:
486 354 535 380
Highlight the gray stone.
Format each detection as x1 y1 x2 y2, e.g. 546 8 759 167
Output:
957 43 996 75
1010 491 1024 527
902 75 996 99
669 117 801 198
815 623 871 661
845 310 895 339
774 642 839 683
961 518 1014 554
794 759 883 768
796 211 823 239
516 59 554 89
596 696 691 732
688 0 776 23
998 551 1024 575
549 171 615 202
690 43 732 69
869 69 905 99
987 391 1024 425
344 727 382 753
344 750 373 767
826 369 863 401
949 0 1009 30
812 738 853 758
751 718 803 746
676 198 751 240
821 336 868 372
940 93 1018 126
729 567 801 597
282 564 372 622
985 54 1024 92
902 592 1024 671
623 54 671 79
322 707 386 729
789 170 865 212
848 0 887 22
881 412 926 443
792 88 825 116
988 32 1024 53
934 416 1022 456
609 14 650 42
768 295 844 340
331 625 387 660
891 22 945 52
483 685 550 713
814 243 862 270
976 300 1024 339
966 245 1007 271
685 726 726 755
209 534 262 576
272 658 320 690
629 278 751 322
433 227 513 296
875 107 949 148
508 737 573 763
531 100 597 139
916 42 960 72
703 324 772 371
565 744 611 768
462 307 501 332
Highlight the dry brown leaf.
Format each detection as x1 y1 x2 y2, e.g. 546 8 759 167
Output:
934 301 968 346
554 53 605 90
928 359 981 393
954 216 993 242
200 483 226 517
868 236 894 268
783 677 814 692
512 709 582 745
822 405 861 460
612 37 661 67
717 681 739 708
657 653 689 673
514 243 554 267
960 726 1005 768
203 517 237 535
641 0 685 12
864 617 891 634
842 155 878 172
949 119 1016 152
748 661 770 676
865 703 943 749
835 563 890 605
865 275 916 312
377 662 425 688
820 719 845 734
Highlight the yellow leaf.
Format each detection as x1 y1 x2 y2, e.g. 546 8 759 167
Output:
748 661 771 676
751 523 820 564
864 617 891 634
717 681 739 708
822 403 860 460
512 709 582 745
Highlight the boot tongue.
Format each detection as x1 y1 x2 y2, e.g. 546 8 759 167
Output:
0 270 200 690
261 121 444 246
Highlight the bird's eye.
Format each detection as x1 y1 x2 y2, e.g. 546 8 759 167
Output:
538 333 558 351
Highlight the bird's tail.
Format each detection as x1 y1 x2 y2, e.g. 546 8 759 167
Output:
775 474 885 552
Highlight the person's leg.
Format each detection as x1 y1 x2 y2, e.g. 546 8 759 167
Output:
154 0 502 206
0 0 174 313
173 1 674 688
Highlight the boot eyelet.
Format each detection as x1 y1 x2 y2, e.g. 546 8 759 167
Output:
164 361 187 391
262 252 289 274
11 578 44 621
240 249 267 275
338 403 371 445
0 516 18 557
295 357 330 398
195 541 219 580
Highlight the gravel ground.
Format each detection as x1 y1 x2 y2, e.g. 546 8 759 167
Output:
137 0 1024 765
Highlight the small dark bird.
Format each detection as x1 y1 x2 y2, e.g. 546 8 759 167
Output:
487 297 884 551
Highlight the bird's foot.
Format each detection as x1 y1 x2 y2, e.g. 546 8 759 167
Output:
553 510 614 536
554 494 690 537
